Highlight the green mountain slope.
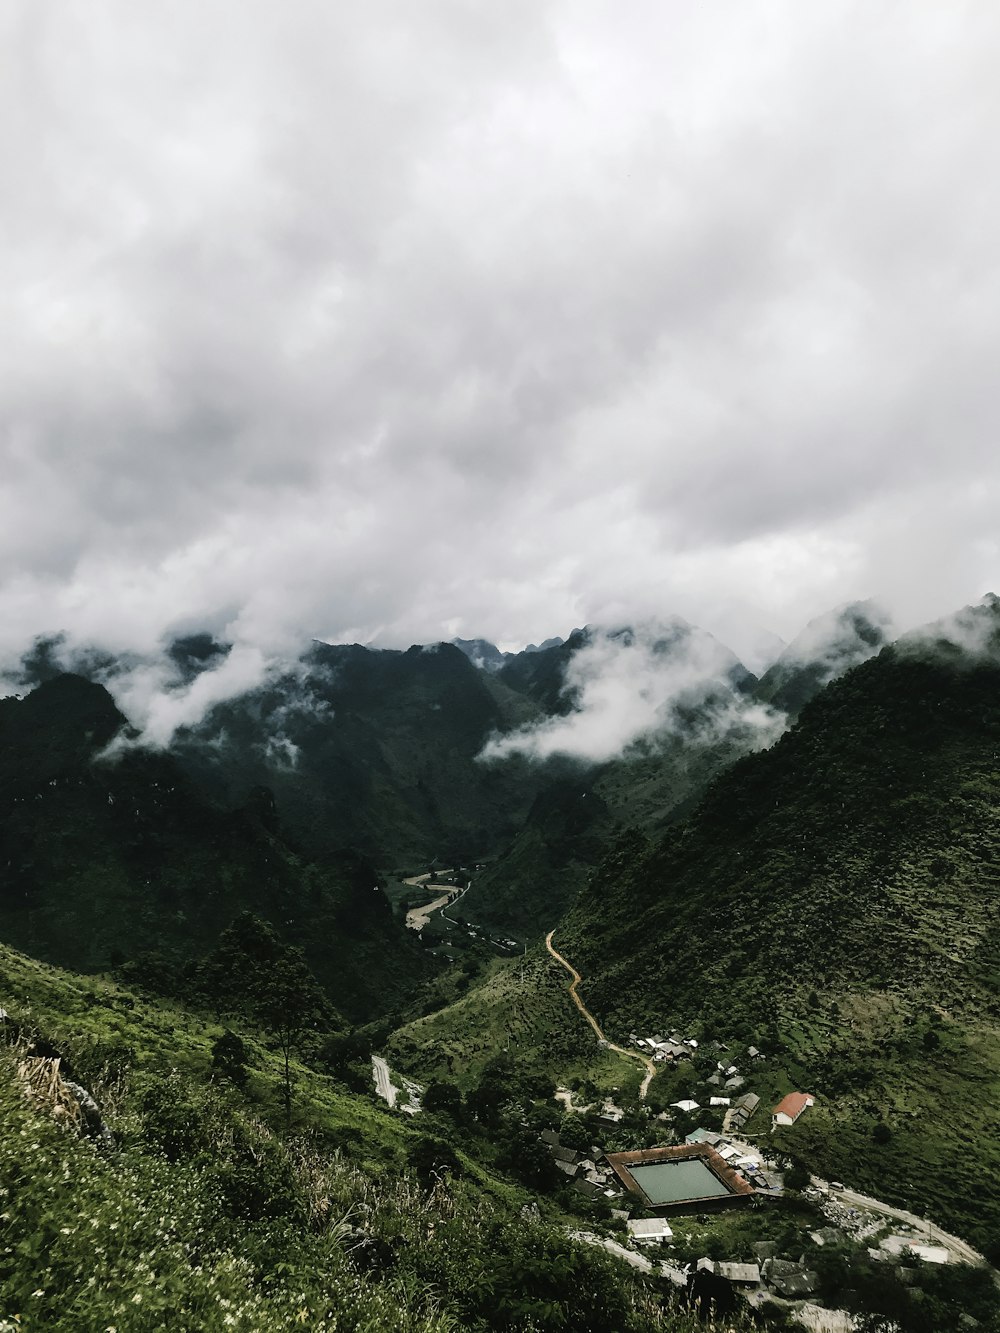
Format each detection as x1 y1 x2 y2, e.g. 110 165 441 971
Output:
550 609 1000 1249
171 640 547 867
0 938 724 1333
463 622 776 935
0 674 429 1020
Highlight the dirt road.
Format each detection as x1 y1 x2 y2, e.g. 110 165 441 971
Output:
545 931 656 1099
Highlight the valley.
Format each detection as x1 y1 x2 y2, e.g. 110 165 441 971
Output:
401 870 463 933
4 595 1000 1330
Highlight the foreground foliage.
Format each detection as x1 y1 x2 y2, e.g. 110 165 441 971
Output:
0 945 734 1333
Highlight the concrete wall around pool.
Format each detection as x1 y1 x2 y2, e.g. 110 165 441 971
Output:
606 1144 756 1214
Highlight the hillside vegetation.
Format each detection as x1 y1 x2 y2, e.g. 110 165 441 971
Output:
171 640 548 866
554 627 1000 1250
0 940 727 1333
0 675 430 1020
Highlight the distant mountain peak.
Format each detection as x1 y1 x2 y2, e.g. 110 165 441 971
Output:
755 598 895 716
897 592 1000 664
449 638 509 672
522 636 566 654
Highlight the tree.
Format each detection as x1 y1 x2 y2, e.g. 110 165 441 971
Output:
409 1133 463 1183
199 914 334 1128
558 1114 590 1152
255 946 331 1129
423 1080 464 1121
784 1158 809 1191
210 1030 249 1087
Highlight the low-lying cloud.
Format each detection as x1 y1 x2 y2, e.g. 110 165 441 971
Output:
901 593 1000 663
480 622 785 766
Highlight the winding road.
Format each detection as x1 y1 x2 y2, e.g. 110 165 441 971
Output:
545 930 657 1099
403 871 462 932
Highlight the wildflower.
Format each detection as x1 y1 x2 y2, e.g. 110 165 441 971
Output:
131 1293 143 1304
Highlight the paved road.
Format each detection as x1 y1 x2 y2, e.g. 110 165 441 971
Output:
545 931 657 1099
569 1231 687 1286
402 871 462 932
371 1055 397 1108
439 883 469 926
813 1176 988 1268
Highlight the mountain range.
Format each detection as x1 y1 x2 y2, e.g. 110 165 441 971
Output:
4 592 1000 1328
394 594 1000 1252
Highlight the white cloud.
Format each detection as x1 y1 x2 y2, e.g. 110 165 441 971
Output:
480 622 784 765
1 0 999 705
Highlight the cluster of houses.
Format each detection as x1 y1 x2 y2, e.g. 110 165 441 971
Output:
630 1031 701 1062
626 1027 816 1136
680 1129 775 1192
622 1226 821 1301
660 1086 815 1137
695 1251 820 1299
629 1031 767 1108
658 1091 761 1132
540 1128 625 1200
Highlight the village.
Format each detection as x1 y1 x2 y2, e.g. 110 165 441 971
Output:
532 1020 985 1328
373 1014 985 1331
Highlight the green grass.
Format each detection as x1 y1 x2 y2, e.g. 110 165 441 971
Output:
0 940 734 1333
388 949 645 1100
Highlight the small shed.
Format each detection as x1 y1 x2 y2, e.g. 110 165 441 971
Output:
715 1262 761 1286
627 1217 674 1244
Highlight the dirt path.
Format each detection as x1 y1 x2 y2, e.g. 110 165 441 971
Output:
545 931 656 1100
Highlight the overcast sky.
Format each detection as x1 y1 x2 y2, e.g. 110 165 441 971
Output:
5 1 1000 677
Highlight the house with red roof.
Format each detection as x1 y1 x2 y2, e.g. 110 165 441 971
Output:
771 1092 814 1128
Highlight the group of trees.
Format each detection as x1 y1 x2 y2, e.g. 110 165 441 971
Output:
199 912 335 1125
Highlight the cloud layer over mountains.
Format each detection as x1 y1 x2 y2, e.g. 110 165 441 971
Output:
481 623 784 766
4 2 1000 695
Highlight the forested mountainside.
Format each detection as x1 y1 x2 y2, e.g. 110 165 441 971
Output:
168 640 549 867
563 622 1000 1027
464 598 992 937
546 612 1000 1248
494 628 593 713
754 599 894 717
457 620 774 930
460 714 784 936
8 600 936 948
454 610 901 933
0 674 429 1020
18 622 776 928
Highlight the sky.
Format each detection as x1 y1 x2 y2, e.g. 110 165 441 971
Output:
5 1 1000 688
